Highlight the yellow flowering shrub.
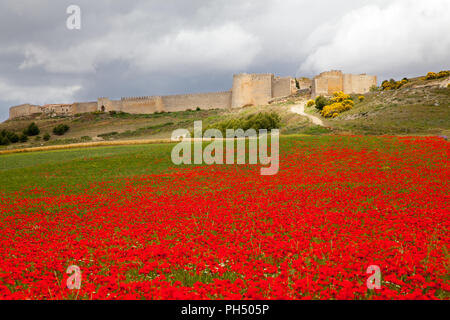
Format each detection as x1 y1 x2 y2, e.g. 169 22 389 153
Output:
437 70 450 78
426 72 438 80
321 99 354 118
426 71 449 80
358 96 365 102
330 91 351 103
382 78 407 90
319 91 355 118
306 99 315 107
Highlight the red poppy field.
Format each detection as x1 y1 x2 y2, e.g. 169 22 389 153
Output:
0 135 448 299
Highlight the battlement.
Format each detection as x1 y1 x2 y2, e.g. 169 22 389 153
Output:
121 96 161 101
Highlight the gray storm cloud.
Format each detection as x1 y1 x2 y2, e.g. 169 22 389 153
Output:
0 0 448 120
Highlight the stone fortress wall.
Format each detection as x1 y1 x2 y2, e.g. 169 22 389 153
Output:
8 70 376 119
9 104 42 119
311 70 377 98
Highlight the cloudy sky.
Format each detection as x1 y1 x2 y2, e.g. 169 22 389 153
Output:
0 0 449 120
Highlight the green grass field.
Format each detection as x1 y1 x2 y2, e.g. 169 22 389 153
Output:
0 143 179 193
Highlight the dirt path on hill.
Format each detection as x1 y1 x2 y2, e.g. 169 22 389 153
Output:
290 102 324 126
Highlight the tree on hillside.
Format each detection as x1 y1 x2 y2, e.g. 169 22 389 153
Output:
53 124 70 136
23 122 40 136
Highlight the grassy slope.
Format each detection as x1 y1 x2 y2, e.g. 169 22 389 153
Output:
0 102 320 151
307 87 450 135
0 109 227 149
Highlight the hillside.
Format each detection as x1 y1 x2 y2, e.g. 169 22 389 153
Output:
308 85 450 135
0 74 449 151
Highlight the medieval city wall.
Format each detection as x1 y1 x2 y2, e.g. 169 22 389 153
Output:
162 91 231 112
8 71 377 119
272 77 293 98
312 70 377 98
72 102 97 114
343 74 377 94
231 74 274 108
120 96 164 114
9 104 42 119
41 104 72 116
297 78 312 90
97 98 122 113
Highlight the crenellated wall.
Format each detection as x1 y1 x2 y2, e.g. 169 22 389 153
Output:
120 96 164 114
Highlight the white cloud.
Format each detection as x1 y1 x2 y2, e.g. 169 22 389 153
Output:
299 0 450 79
18 22 260 74
0 78 82 105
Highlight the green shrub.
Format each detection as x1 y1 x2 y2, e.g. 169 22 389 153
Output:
43 133 51 141
196 107 201 111
210 112 281 135
315 96 330 111
9 133 19 143
53 124 70 136
1 130 19 143
0 136 10 146
23 122 40 136
19 134 28 143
